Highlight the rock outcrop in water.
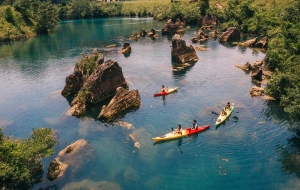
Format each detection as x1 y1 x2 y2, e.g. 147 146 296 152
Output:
218 27 241 42
69 59 128 116
61 48 104 96
171 34 199 63
162 18 185 35
120 42 131 54
98 87 141 119
47 139 95 181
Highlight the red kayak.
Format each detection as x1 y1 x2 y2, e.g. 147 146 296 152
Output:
185 124 210 136
154 87 178 97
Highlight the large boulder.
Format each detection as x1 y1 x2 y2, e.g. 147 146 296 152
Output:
61 49 104 96
171 34 199 63
98 87 141 119
218 27 241 42
255 36 268 47
162 19 185 35
47 158 68 181
251 66 263 80
68 60 128 116
82 60 128 104
120 42 131 54
250 86 264 96
241 37 257 47
47 139 95 181
61 69 84 96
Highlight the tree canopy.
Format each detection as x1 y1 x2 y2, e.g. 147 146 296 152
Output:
0 128 56 189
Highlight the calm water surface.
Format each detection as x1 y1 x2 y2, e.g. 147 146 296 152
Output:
0 18 300 190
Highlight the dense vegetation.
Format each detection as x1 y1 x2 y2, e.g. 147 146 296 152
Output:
0 128 56 189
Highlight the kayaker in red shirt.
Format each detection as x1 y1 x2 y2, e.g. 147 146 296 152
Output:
161 85 166 92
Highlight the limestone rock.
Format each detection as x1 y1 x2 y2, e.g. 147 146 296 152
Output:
251 66 263 80
47 158 68 181
250 86 264 96
61 50 104 96
235 61 252 71
162 18 185 35
47 139 94 181
83 60 128 104
120 42 131 54
263 95 276 101
140 29 147 36
218 27 240 42
255 36 268 47
241 37 257 47
98 87 141 119
171 34 199 63
61 70 84 96
210 30 218 38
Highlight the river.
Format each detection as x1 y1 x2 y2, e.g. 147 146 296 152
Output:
0 18 299 190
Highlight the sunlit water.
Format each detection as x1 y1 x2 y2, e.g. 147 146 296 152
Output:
0 18 300 190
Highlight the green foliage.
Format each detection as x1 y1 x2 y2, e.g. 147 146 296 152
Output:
13 0 59 34
13 0 32 21
265 0 300 117
34 1 60 33
0 128 56 189
77 88 90 105
4 5 14 22
76 53 101 77
198 0 209 15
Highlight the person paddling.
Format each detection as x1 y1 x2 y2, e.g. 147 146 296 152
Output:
191 120 198 130
161 85 166 92
225 102 231 110
175 125 182 135
221 109 227 116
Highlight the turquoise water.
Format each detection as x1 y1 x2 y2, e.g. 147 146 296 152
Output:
0 18 300 189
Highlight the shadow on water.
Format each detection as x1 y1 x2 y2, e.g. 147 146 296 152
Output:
278 132 300 177
171 60 197 79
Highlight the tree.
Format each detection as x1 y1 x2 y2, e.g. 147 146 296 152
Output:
34 0 60 33
199 0 209 15
0 128 56 189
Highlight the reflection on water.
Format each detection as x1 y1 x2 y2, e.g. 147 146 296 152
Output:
1 18 300 190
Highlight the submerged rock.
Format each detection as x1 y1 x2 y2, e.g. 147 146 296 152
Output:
47 139 95 181
62 179 121 190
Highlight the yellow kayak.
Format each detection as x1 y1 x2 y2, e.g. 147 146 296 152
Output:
215 103 234 126
152 130 188 142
